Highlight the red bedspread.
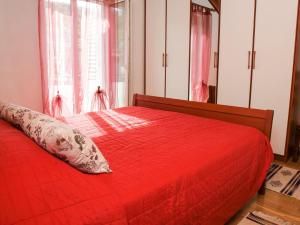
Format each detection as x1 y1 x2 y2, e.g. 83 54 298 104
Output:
0 106 273 225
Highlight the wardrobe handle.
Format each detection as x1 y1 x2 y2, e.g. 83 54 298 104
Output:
162 53 165 67
165 54 168 67
214 52 218 68
248 51 251 69
252 51 256 69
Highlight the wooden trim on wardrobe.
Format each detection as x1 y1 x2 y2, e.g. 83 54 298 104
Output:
208 0 220 13
188 0 192 101
143 0 146 94
284 0 300 162
164 0 167 97
128 0 131 105
248 0 257 108
215 0 221 103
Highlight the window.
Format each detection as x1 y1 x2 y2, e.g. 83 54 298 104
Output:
39 0 129 116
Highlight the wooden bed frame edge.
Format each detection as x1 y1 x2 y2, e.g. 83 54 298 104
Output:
133 94 274 140
133 94 274 195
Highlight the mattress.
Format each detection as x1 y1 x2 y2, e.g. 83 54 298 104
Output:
0 106 273 225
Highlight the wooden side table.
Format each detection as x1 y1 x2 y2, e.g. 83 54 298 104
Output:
293 126 300 162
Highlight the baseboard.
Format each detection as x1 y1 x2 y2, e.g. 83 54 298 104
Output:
274 154 287 162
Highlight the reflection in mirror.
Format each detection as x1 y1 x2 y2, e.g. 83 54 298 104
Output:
189 0 219 104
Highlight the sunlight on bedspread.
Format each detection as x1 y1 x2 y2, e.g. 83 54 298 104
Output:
97 110 150 132
63 109 150 137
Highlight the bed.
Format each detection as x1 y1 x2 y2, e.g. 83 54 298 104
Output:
0 94 274 225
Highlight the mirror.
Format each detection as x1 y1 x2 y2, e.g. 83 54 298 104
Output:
189 0 219 103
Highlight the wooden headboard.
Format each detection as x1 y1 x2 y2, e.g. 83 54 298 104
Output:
133 94 274 140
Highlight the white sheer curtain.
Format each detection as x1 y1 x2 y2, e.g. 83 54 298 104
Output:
39 0 130 117
190 4 212 103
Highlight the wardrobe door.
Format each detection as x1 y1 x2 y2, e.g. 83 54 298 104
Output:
250 0 298 156
145 0 166 97
217 0 255 107
209 11 220 89
165 0 190 100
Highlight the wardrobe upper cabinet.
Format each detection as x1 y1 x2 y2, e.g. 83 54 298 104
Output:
217 0 255 107
145 0 166 97
165 0 190 100
145 0 190 100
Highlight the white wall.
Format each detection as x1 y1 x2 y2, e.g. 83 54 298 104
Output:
129 0 145 104
0 0 43 112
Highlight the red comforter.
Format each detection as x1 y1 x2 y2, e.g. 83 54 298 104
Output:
0 106 273 225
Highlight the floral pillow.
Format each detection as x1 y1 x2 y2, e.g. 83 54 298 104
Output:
0 102 5 118
0 102 25 127
0 102 111 174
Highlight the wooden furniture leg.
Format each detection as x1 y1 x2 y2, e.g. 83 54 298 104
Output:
292 126 300 162
258 180 266 195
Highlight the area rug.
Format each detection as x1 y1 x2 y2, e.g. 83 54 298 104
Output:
266 164 300 200
238 211 293 225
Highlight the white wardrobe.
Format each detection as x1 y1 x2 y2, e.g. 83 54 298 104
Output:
145 0 190 100
218 0 299 157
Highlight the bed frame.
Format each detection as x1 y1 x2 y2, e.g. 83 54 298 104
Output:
133 94 274 195
133 94 273 139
